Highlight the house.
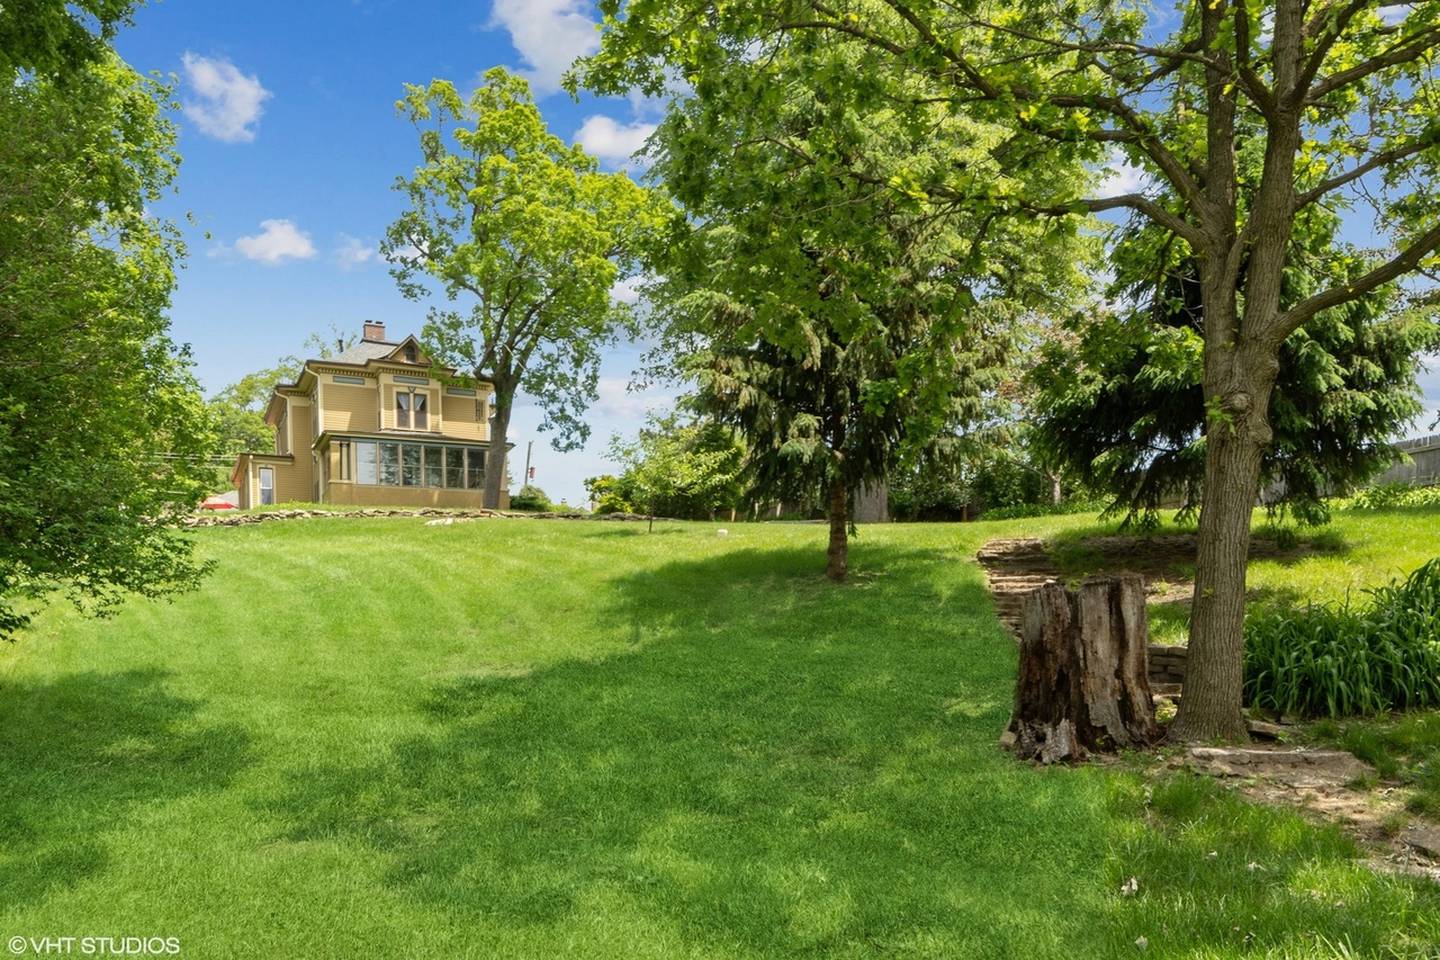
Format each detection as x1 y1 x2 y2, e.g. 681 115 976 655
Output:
230 322 509 509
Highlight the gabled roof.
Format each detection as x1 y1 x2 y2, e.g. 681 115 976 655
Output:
382 335 430 365
328 338 398 365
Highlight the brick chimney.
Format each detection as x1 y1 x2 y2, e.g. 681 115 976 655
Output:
362 321 386 341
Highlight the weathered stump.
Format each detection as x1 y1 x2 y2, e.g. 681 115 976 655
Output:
1007 575 1159 763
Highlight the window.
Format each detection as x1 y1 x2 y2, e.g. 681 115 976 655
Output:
379 443 400 485
338 441 352 481
446 386 476 397
258 466 275 505
401 444 421 485
356 442 377 485
349 440 480 488
466 449 485 490
444 447 464 488
333 374 366 385
395 389 429 430
404 343 417 363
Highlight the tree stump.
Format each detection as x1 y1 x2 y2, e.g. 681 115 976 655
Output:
1006 575 1159 763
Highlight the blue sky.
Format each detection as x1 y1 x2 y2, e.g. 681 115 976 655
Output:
115 0 671 505
116 1 1438 504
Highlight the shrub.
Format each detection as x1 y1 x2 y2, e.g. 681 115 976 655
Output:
1243 559 1440 718
509 485 553 512
594 492 631 514
1348 482 1440 510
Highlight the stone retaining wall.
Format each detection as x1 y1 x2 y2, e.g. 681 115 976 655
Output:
183 508 667 528
1149 644 1188 686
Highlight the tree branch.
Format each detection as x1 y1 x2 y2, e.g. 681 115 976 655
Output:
1292 132 1440 210
1306 24 1440 102
1274 221 1440 337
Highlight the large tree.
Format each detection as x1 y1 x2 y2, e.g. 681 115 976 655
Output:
583 0 1440 739
0 53 216 639
1032 212 1440 527
586 31 1091 580
383 68 665 509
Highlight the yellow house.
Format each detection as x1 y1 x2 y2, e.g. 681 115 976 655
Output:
230 322 509 509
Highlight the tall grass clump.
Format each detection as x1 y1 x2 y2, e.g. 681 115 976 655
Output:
1347 481 1440 510
1243 559 1440 717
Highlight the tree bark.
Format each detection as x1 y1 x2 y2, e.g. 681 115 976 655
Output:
1169 333 1279 740
484 380 513 511
825 477 847 582
1007 576 1158 763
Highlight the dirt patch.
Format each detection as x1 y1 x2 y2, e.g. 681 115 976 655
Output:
1177 745 1440 883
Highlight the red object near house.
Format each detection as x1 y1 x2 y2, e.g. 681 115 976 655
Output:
201 495 238 511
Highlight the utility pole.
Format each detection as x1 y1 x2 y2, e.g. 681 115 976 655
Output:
522 441 533 489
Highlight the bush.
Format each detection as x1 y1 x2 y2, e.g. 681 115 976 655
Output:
509 484 553 512
1243 558 1440 718
1348 482 1440 510
594 492 631 514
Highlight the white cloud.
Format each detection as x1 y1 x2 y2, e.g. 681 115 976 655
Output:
181 53 271 143
575 115 657 167
594 376 672 420
335 234 378 269
1094 152 1153 199
489 0 599 96
609 275 644 305
213 219 316 264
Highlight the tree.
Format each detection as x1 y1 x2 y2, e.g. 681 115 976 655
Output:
0 54 216 639
0 0 136 79
208 362 300 460
584 30 1091 579
383 68 665 509
583 0 1440 739
1032 216 1440 527
605 410 744 520
583 474 632 514
207 328 360 465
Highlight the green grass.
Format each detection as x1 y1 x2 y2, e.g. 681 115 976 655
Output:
3 517 1439 957
1045 507 1440 645
1312 713 1440 820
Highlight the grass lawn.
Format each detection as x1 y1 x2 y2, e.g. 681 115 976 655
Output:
1048 506 1440 646
3 515 1440 957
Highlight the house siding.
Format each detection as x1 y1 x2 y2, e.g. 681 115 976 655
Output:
440 390 488 442
322 382 380 433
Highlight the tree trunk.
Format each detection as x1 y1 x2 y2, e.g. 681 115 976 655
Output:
1007 576 1158 763
484 387 512 511
1168 413 1267 742
825 477 847 582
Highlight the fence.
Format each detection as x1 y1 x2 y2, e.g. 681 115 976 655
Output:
1372 434 1440 488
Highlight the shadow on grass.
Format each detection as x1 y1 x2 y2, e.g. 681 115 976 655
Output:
257 539 1438 956
0 669 252 907
1047 520 1351 584
1148 585 1310 646
1099 772 1440 955
258 542 1121 956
